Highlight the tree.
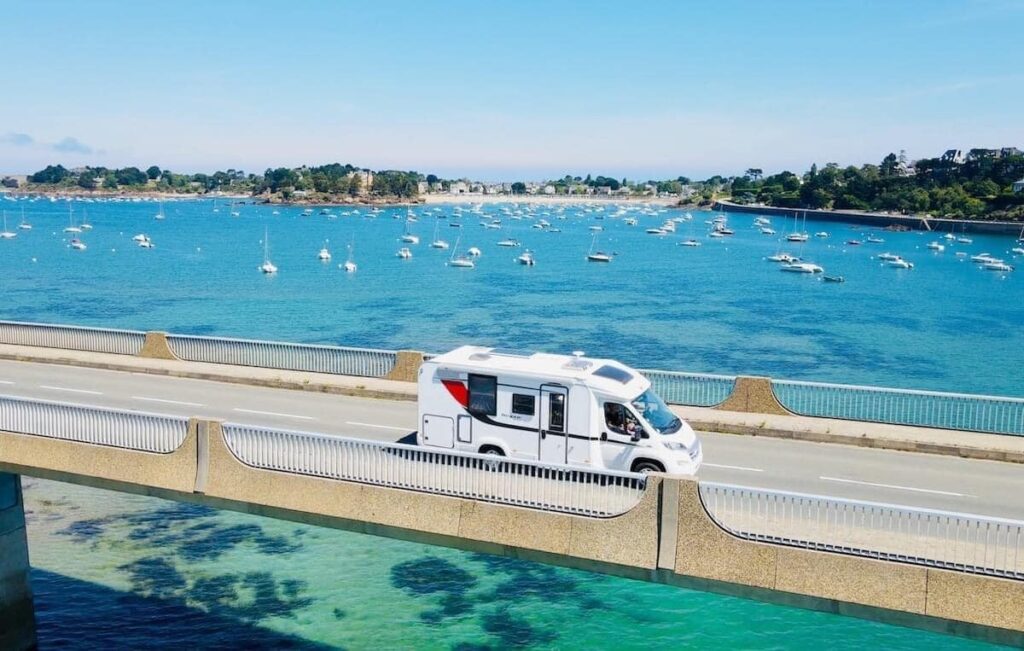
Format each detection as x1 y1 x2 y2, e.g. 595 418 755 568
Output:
146 166 162 180
115 167 148 186
77 170 96 189
511 182 527 194
744 168 763 181
426 174 439 185
28 164 70 184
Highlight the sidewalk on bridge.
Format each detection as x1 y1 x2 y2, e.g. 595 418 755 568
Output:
2 343 1023 464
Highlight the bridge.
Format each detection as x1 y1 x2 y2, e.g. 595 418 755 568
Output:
1 321 1022 648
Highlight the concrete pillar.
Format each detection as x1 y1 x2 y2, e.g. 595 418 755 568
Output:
715 376 790 415
385 350 425 383
138 331 179 360
0 473 36 651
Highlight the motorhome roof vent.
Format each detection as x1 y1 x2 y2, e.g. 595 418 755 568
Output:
593 364 633 384
468 352 491 361
563 353 593 371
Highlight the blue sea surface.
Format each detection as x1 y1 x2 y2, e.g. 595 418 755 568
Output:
3 196 1021 648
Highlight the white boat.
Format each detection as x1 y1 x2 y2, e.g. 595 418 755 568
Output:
886 258 914 269
767 253 799 263
926 242 945 251
259 228 277 274
467 247 482 257
155 202 165 220
877 252 902 261
624 218 638 226
497 238 520 247
781 262 823 273
318 241 332 261
17 209 31 230
866 235 885 244
132 233 150 243
970 253 998 263
80 210 93 230
760 227 776 235
400 220 420 244
342 244 357 273
1012 247 1024 256
138 239 155 249
302 208 314 216
517 250 536 266
69 238 87 251
63 204 81 233
448 236 475 268
708 231 726 238
0 212 16 239
957 237 973 244
586 232 612 262
983 261 1013 272
679 238 702 247
786 232 809 242
396 247 413 259
646 227 667 235
589 225 604 231
430 220 449 249
815 232 829 238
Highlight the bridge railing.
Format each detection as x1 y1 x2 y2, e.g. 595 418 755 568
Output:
0 320 145 356
771 380 1024 436
165 333 397 379
222 423 647 517
700 482 1024 580
0 394 188 453
643 369 736 407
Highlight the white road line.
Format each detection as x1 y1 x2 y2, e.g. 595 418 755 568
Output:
702 462 764 473
233 408 315 421
346 421 410 432
132 396 204 408
39 385 103 396
819 476 970 498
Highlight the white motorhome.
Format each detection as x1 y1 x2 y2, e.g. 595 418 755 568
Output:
417 346 702 475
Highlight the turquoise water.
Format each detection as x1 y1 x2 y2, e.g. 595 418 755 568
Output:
3 196 1021 648
2 197 1022 395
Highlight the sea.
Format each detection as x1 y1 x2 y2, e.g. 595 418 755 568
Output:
2 196 1022 649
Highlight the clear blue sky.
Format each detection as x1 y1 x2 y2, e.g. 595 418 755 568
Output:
1 0 1022 180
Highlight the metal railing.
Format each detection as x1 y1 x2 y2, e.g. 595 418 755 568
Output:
700 482 1024 580
166 334 397 378
0 394 188 453
772 379 1024 436
644 369 736 407
0 320 145 356
222 423 647 517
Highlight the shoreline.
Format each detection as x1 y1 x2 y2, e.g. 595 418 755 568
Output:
422 194 680 206
714 200 1024 235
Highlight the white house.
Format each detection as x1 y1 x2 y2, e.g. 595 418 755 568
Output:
1013 178 1024 193
450 181 469 194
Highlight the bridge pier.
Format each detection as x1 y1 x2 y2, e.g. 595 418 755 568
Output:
0 473 36 651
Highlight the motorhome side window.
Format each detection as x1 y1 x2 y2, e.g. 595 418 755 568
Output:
548 394 565 432
604 402 640 437
467 374 497 416
511 393 535 416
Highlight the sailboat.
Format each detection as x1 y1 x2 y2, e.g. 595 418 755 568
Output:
400 219 420 244
212 199 220 213
259 228 278 274
17 207 31 230
342 242 357 273
318 240 332 261
155 202 166 220
786 212 809 242
430 218 449 249
80 209 93 230
63 203 81 233
448 236 475 268
0 211 17 239
586 232 612 262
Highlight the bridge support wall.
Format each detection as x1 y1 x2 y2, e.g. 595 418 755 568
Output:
0 473 36 651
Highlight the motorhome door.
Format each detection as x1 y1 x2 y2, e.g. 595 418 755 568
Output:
539 385 568 464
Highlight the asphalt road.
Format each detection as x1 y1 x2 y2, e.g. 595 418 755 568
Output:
1 359 1022 520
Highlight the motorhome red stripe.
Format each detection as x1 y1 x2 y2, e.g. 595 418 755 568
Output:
442 379 469 407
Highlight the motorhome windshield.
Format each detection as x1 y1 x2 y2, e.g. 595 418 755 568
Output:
632 388 681 435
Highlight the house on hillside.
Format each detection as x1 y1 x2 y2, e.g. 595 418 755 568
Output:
1013 178 1024 193
940 149 966 164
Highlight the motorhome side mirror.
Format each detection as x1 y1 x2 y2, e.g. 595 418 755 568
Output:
630 431 641 442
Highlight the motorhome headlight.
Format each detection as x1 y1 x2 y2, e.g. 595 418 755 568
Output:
664 441 689 451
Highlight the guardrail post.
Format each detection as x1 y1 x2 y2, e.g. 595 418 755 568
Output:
715 376 790 415
385 350 425 383
138 331 179 360
0 473 36 651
